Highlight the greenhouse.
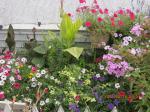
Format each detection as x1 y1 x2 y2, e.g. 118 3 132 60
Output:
0 0 150 112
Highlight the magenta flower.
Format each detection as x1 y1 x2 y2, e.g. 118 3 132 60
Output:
130 24 143 36
0 91 5 99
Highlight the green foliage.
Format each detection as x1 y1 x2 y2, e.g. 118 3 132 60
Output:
60 14 82 48
5 24 16 51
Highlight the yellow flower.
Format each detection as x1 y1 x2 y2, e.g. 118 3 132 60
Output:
84 79 91 85
28 73 34 79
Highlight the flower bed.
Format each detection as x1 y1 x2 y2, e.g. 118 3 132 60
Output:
0 0 150 112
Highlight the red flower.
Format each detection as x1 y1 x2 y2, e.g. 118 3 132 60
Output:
118 20 124 26
128 95 132 103
75 95 80 101
95 57 102 63
129 12 135 21
79 0 86 3
97 17 103 22
67 13 72 17
113 13 118 17
99 8 103 14
91 9 97 14
104 8 109 14
31 66 37 73
111 21 115 26
13 83 21 89
44 88 49 93
0 92 5 99
126 9 131 13
118 91 126 97
110 17 115 22
85 21 91 27
118 9 124 15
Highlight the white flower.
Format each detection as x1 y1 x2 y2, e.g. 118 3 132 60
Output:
136 48 142 54
104 45 110 50
81 68 86 74
38 82 42 86
41 70 46 74
114 33 118 37
31 82 37 87
1 75 7 81
40 101 45 106
141 92 145 96
36 73 41 78
99 64 104 70
31 77 37 82
126 36 133 42
0 80 5 86
7 60 13 65
111 106 118 112
9 76 15 81
55 101 60 105
119 34 123 37
130 48 136 55
0 59 5 64
50 76 54 80
45 98 50 103
122 40 129 46
96 74 101 78
21 57 27 63
115 83 120 89
45 75 48 79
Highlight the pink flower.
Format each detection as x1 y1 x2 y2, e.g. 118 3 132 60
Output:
97 17 103 22
118 9 124 15
67 13 72 17
31 66 37 73
85 21 91 27
130 24 143 36
79 0 86 3
104 8 109 14
118 20 124 26
13 83 21 89
99 8 103 14
113 13 118 17
0 91 5 99
16 75 22 80
91 9 97 14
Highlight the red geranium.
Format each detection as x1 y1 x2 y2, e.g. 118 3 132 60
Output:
13 83 21 89
118 91 126 97
118 20 124 26
99 8 103 14
97 17 103 22
104 8 109 14
79 0 86 3
118 9 124 15
85 21 91 27
91 9 97 14
129 12 135 21
0 91 5 99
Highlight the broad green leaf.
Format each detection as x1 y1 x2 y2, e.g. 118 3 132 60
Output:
33 44 48 54
31 57 45 68
64 47 83 59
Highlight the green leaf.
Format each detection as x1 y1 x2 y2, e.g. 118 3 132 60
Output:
33 44 48 54
64 47 83 59
31 57 45 68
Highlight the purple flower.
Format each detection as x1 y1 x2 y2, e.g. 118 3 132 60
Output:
69 104 80 112
130 24 143 36
114 99 120 106
107 103 115 110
